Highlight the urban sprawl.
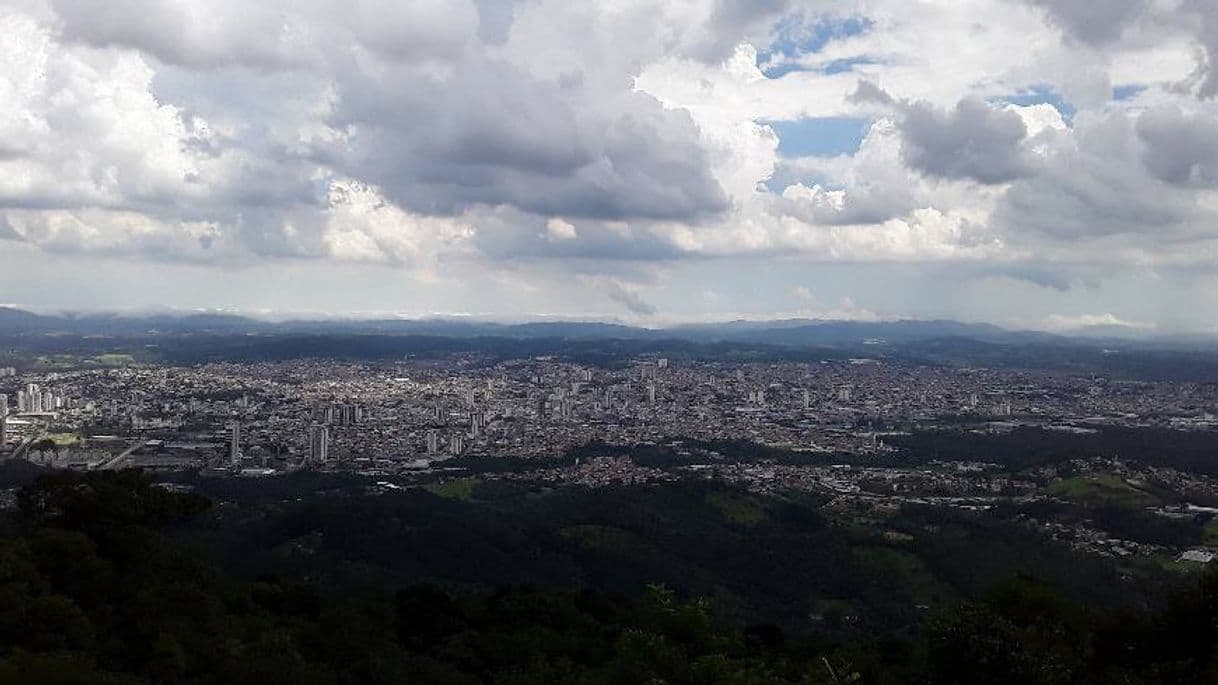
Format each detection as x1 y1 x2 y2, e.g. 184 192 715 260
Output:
1 356 1217 565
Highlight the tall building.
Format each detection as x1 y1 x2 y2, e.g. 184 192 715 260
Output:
449 434 464 456
426 429 439 455
229 421 242 466
802 389 811 410
0 394 7 448
309 423 330 464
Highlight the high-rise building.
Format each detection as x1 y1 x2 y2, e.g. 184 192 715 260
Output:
229 421 242 466
449 434 464 456
647 383 657 405
0 394 7 448
426 429 439 455
802 389 811 410
309 423 330 464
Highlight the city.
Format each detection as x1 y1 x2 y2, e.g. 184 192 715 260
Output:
3 353 1216 566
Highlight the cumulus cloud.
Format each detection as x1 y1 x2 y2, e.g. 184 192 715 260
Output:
1025 0 1148 46
3 0 1218 329
1136 105 1218 186
899 97 1034 184
997 110 1210 241
544 218 578 241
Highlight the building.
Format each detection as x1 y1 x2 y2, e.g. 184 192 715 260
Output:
229 421 242 466
309 423 330 464
426 429 439 455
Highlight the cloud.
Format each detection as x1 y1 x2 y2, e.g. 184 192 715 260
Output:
996 110 1207 240
1024 0 1149 46
3 0 1218 330
898 97 1034 184
602 279 658 317
544 218 578 241
1040 312 1155 332
1136 105 1218 186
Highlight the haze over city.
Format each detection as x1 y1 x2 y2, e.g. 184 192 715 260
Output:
2 1 1218 333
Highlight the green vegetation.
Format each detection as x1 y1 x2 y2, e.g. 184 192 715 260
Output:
852 546 957 608
1205 521 1218 547
424 476 482 500
32 353 138 370
1045 474 1161 508
93 353 136 366
705 491 767 525
0 471 1216 683
46 433 81 447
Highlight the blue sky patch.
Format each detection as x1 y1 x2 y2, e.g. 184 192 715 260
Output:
822 57 877 75
992 85 1077 123
758 14 873 78
1113 84 1147 101
767 117 872 158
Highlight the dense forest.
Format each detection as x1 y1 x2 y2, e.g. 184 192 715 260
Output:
0 470 1215 683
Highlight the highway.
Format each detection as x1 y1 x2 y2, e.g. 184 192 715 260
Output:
95 441 146 471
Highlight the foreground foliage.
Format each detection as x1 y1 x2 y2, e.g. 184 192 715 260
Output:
0 471 1215 683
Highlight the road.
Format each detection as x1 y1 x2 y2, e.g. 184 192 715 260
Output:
9 432 45 461
95 441 146 471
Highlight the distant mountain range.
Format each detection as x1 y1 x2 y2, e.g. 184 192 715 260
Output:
0 306 1203 349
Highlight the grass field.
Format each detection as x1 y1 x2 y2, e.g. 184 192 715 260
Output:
47 433 81 446
33 353 137 369
1044 474 1160 508
705 491 766 525
424 477 481 501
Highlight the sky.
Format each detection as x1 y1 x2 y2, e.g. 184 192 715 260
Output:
1 0 1218 333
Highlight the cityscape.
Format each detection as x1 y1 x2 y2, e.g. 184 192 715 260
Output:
3 352 1217 566
4 0 1218 679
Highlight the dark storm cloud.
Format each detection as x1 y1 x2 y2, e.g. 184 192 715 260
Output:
899 98 1033 184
